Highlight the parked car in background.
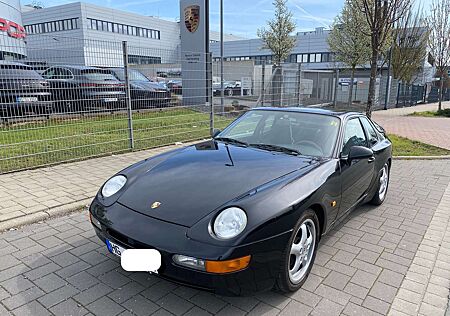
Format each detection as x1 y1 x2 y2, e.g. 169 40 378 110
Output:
0 61 52 120
213 81 242 97
167 80 182 95
107 68 171 109
42 65 126 113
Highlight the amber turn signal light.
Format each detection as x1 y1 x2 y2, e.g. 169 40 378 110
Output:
205 255 251 274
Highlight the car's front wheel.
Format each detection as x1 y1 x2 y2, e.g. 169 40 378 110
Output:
370 162 390 205
275 209 319 293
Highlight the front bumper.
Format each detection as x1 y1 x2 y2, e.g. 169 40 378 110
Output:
90 200 290 295
0 101 53 117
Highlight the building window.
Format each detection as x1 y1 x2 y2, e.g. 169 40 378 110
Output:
128 54 161 64
25 18 80 34
297 54 308 63
315 53 322 63
85 18 161 40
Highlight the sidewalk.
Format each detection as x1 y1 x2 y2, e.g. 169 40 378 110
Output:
372 102 450 150
0 143 191 231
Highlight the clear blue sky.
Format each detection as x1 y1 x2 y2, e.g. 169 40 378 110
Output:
35 0 432 38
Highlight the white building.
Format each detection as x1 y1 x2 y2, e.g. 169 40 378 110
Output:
21 2 243 66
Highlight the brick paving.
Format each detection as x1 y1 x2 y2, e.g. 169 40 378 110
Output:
0 160 449 315
372 102 450 150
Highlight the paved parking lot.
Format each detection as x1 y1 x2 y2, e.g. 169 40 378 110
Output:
0 160 449 316
372 102 450 151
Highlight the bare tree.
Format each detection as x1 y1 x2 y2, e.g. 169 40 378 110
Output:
355 0 412 117
392 7 428 84
427 0 450 111
328 0 371 107
257 0 296 65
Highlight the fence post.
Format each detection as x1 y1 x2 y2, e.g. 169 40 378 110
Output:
333 69 339 107
207 52 214 136
316 72 320 101
261 61 266 106
122 41 134 150
296 63 302 106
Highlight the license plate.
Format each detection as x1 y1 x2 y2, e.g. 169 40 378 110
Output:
106 239 126 257
104 98 118 102
17 97 38 103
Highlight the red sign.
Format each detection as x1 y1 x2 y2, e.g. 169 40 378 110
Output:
0 18 26 39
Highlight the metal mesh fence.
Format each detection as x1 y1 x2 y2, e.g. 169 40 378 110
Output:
5 32 417 174
1 32 343 174
0 33 224 174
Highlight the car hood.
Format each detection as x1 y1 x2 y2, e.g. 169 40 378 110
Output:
117 141 316 227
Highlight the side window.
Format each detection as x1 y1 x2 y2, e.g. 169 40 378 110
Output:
342 118 367 155
59 68 73 79
360 117 379 146
42 68 55 79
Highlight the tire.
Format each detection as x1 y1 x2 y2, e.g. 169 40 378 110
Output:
275 209 320 293
226 89 233 97
370 162 390 205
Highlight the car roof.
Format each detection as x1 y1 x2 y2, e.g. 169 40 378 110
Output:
47 65 104 71
252 107 363 119
0 60 31 67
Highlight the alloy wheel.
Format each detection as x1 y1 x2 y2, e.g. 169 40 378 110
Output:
379 164 389 201
288 219 316 284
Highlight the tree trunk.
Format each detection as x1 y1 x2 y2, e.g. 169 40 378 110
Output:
439 74 443 112
366 51 378 118
348 67 355 107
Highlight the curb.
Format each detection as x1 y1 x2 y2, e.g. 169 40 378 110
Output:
393 155 450 160
0 198 91 233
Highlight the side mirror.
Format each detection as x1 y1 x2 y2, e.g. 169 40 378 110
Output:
347 146 374 161
212 129 221 138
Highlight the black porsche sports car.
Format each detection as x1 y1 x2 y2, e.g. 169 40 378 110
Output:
90 107 392 296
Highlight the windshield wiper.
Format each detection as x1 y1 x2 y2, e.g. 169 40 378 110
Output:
249 143 301 156
214 137 248 147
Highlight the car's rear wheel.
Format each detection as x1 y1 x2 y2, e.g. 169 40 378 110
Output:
370 162 390 205
275 209 319 293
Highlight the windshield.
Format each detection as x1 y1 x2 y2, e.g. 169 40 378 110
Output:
218 110 341 157
81 69 118 81
110 69 150 82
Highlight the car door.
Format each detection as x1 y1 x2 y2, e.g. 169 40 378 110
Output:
338 116 375 218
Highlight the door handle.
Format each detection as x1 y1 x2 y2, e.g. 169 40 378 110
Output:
368 157 375 163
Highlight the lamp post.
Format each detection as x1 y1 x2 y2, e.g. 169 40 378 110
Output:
384 46 392 110
220 0 224 113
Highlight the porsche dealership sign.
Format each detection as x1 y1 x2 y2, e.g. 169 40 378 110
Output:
0 18 26 39
180 0 209 107
184 5 200 33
